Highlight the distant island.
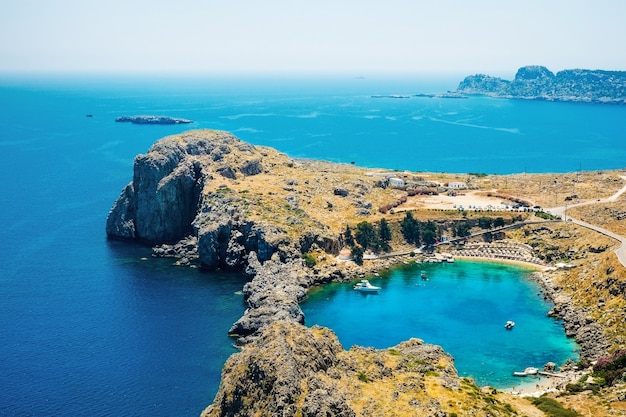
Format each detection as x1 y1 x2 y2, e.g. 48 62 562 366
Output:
115 115 193 125
456 65 626 104
372 92 468 99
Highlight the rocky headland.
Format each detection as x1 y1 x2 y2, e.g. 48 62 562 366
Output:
201 321 537 417
456 65 626 104
115 115 193 124
107 130 626 416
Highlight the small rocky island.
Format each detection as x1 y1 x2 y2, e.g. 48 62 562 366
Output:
456 65 626 104
115 115 193 124
107 130 626 416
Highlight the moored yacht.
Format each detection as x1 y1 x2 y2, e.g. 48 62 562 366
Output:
353 279 381 293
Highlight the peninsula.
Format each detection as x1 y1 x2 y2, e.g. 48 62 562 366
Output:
456 65 626 104
115 115 193 124
107 130 626 416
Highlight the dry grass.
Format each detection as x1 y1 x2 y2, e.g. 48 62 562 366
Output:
474 171 625 208
328 347 530 416
201 147 403 236
568 197 626 237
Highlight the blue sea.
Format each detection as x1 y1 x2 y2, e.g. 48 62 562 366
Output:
0 74 623 416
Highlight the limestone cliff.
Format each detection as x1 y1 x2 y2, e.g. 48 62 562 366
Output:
457 65 626 104
106 130 338 270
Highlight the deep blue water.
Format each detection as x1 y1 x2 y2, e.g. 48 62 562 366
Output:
302 261 579 389
0 74 622 415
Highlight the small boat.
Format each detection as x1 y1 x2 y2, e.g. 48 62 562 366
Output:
505 320 515 330
353 279 381 293
524 367 539 375
420 271 428 280
512 367 539 377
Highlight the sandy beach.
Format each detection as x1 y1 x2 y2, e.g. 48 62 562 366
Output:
503 369 585 398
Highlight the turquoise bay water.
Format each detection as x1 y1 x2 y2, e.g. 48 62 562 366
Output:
302 261 579 389
0 74 622 415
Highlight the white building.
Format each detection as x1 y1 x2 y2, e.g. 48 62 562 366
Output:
389 177 405 187
447 182 467 190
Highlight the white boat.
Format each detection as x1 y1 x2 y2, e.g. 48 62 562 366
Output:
512 367 539 377
353 279 381 293
504 320 515 330
524 367 539 375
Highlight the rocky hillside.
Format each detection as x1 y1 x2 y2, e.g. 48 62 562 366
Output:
457 65 626 104
202 321 536 417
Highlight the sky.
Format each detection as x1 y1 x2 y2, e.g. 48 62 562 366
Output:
1 0 626 77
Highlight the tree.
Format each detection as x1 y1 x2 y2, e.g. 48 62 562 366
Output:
478 216 493 229
454 221 472 237
401 212 420 245
351 245 364 265
378 218 392 251
494 217 506 228
355 221 379 251
343 225 355 247
422 220 439 246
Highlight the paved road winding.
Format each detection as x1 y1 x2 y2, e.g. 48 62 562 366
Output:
548 175 626 268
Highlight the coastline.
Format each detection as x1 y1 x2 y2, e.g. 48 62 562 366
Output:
105 130 624 415
453 254 544 271
357 251 586 396
505 367 588 397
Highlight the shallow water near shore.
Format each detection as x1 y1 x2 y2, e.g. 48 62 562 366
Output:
302 260 579 389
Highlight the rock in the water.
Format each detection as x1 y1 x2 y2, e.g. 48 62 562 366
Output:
115 115 193 124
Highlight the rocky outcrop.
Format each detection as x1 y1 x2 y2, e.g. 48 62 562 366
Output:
457 65 626 104
106 140 206 243
534 272 609 360
106 130 310 268
115 115 193 124
203 320 522 417
229 252 354 344
203 322 355 417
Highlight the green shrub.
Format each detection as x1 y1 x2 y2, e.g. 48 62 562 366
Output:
357 372 370 383
302 252 317 268
535 211 559 220
531 396 580 417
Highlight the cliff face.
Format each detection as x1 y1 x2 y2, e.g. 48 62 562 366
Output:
457 65 626 104
106 130 321 269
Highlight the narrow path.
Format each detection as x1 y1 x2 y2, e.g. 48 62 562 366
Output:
548 175 626 268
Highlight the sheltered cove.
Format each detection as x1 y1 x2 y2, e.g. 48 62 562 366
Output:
107 130 626 416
